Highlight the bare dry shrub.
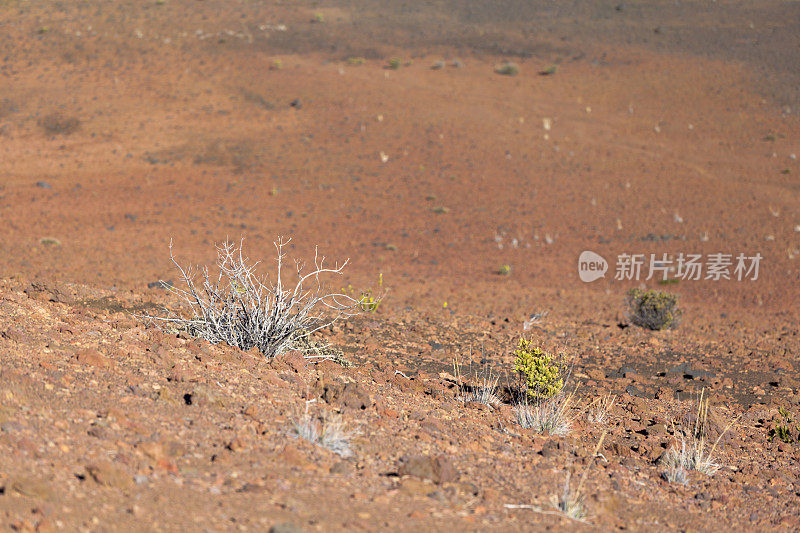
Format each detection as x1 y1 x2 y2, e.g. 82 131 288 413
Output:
141 238 360 360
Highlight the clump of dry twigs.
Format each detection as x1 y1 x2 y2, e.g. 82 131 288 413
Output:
141 238 360 360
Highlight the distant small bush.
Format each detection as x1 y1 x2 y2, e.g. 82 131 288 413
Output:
40 112 80 135
513 338 564 399
626 288 681 330
495 62 519 76
387 57 402 70
539 65 558 76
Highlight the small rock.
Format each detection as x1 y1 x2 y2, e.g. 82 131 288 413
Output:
278 445 314 470
226 436 247 453
168 362 193 382
75 348 111 368
86 461 133 489
397 454 456 484
2 327 26 343
587 368 605 380
329 461 353 475
339 383 372 410
137 440 167 462
321 380 372 410
625 384 652 399
87 423 109 439
270 523 304 533
464 401 490 411
10 478 54 500
540 439 562 458
280 351 307 374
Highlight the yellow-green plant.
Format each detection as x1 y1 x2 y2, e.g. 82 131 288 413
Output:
513 338 564 399
769 407 798 444
358 289 380 312
342 273 384 313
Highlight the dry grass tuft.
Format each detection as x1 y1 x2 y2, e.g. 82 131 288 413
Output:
453 357 502 408
660 389 735 480
292 402 356 458
514 391 574 435
587 393 616 425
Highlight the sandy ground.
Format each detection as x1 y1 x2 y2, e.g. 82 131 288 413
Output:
0 0 799 531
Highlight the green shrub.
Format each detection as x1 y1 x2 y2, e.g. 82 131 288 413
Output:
387 57 402 70
495 62 519 76
513 338 564 399
626 288 681 330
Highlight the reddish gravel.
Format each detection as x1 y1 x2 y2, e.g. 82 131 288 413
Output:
0 1 799 531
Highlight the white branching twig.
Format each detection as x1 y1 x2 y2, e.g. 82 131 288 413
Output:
140 238 360 360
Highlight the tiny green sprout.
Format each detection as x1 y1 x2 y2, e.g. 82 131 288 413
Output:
497 264 511 276
539 65 558 76
769 407 798 444
38 26 49 34
312 12 324 23
359 289 381 312
39 237 61 247
387 57 402 70
271 58 283 70
270 186 278 196
347 57 365 66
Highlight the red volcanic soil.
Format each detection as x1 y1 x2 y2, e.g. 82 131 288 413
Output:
0 0 799 531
